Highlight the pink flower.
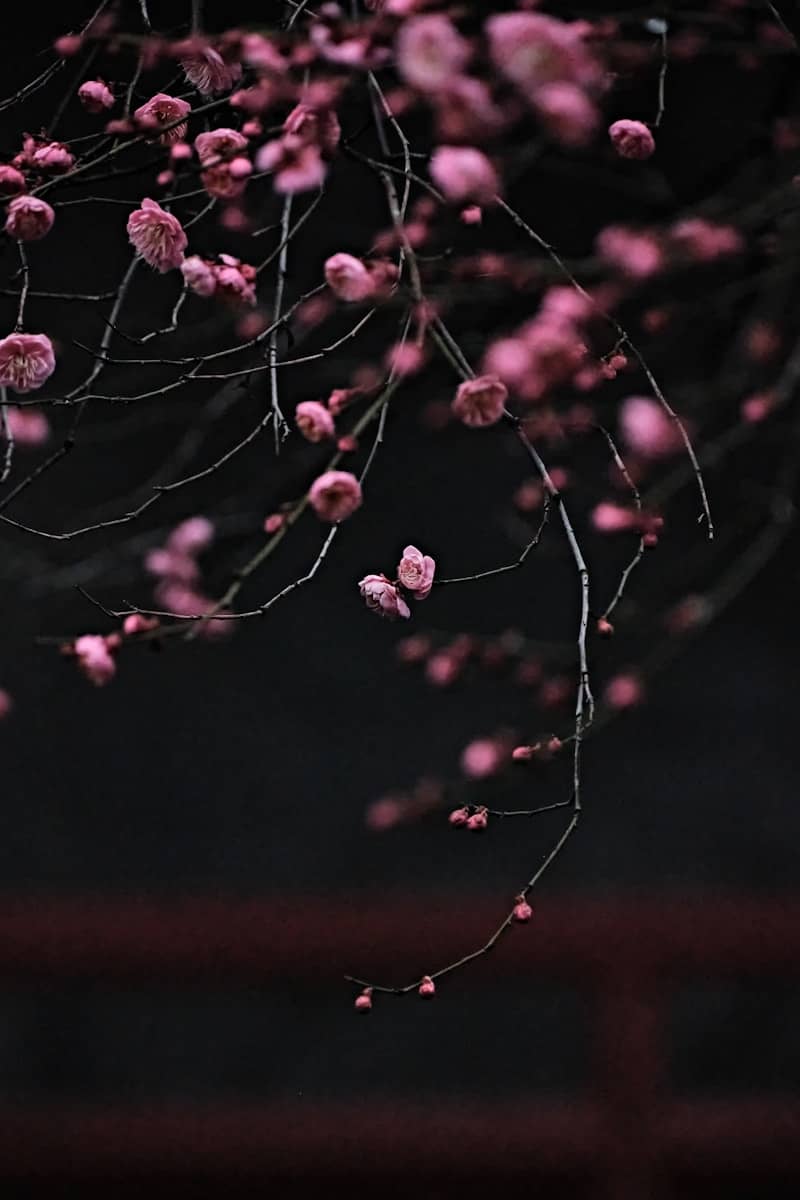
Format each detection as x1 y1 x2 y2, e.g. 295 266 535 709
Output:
0 333 55 393
512 898 533 923
429 146 499 205
295 400 335 443
0 165 26 195
591 502 637 533
5 195 54 241
309 469 363 522
194 128 248 165
31 142 74 172
74 634 117 687
78 79 115 114
418 975 436 998
145 548 199 585
180 44 242 95
609 119 655 160
452 375 507 428
283 103 341 156
134 94 191 144
669 218 743 262
486 12 600 96
256 137 326 194
397 545 435 599
324 253 375 302
461 737 506 779
604 672 643 709
619 396 681 459
354 988 373 1012
181 255 217 297
359 573 411 620
127 198 187 272
595 225 662 279
3 405 50 445
396 15 470 92
213 255 256 306
167 516 214 556
535 82 598 146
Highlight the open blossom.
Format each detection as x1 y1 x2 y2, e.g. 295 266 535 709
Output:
429 146 499 205
134 93 191 144
127 198 187 272
180 44 242 94
256 137 326 194
0 165 26 195
284 103 341 156
619 396 681 459
395 14 471 92
295 400 335 443
4 405 50 445
31 141 74 172
5 195 54 241
324 253 374 302
609 119 655 160
213 255 256 305
78 79 114 113
73 635 116 687
486 12 601 97
181 255 217 297
0 333 55 393
596 225 662 279
309 470 363 522
359 574 411 620
452 375 507 428
397 545 435 599
194 128 248 165
535 82 598 146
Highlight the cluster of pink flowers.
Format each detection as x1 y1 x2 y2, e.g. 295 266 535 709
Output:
181 254 256 305
483 289 590 404
256 99 341 195
127 198 187 272
13 134 74 174
145 517 231 637
72 634 117 687
358 545 436 621
0 333 56 393
324 253 399 303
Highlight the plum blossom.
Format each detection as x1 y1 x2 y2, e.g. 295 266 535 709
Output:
181 255 217 297
295 400 335 443
609 119 655 160
30 141 74 172
5 195 54 241
324 253 374 302
535 82 598 147
308 470 363 522
429 146 499 205
486 12 601 98
595 225 663 279
395 15 471 92
358 574 411 620
78 79 115 113
397 545 435 599
213 255 256 305
194 128 248 165
255 136 326 194
3 405 50 445
134 94 191 144
73 635 117 687
619 396 681 459
127 198 187 272
167 516 215 556
180 43 242 94
452 375 507 427
0 333 55 393
669 218 743 262
0 165 26 195
284 103 341 156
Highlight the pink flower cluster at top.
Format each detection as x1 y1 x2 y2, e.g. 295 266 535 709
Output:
359 545 436 621
181 254 256 305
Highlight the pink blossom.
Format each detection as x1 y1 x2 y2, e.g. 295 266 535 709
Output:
426 651 463 687
512 898 533 922
486 12 601 96
230 80 281 116
466 807 488 831
309 469 363 522
122 614 159 635
359 573 411 620
74 635 117 687
448 807 470 827
324 253 375 302
535 82 598 146
127 198 187 272
181 255 217 297
3 405 50 445
418 975 436 998
429 145 499 205
669 218 743 262
199 163 248 200
619 396 681 459
452 375 507 428
255 137 326 194
461 738 506 779
604 672 643 709
609 119 655 160
283 103 341 156
194 128 248 165
433 78 505 143
395 15 470 92
78 79 115 114
591 502 637 533
167 516 214 556
397 545 435 599
134 93 191 144
5 195 54 241
145 548 199 585
212 256 256 306
354 989 373 1012
0 689 12 719
595 225 663 279
180 44 242 94
295 400 335 443
240 32 288 73
0 333 55 393
31 141 74 172
0 165 26 195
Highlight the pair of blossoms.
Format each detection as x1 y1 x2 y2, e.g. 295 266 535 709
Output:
359 546 436 622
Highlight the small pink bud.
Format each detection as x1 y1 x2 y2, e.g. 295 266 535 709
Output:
466 807 488 832
596 617 614 637
546 736 562 754
54 35 83 56
512 745 535 762
354 989 373 1012
263 513 285 534
337 435 358 452
512 898 533 923
448 806 469 827
418 975 436 998
609 119 656 160
122 614 159 635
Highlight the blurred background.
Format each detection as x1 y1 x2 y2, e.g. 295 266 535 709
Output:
1 1 799 1196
